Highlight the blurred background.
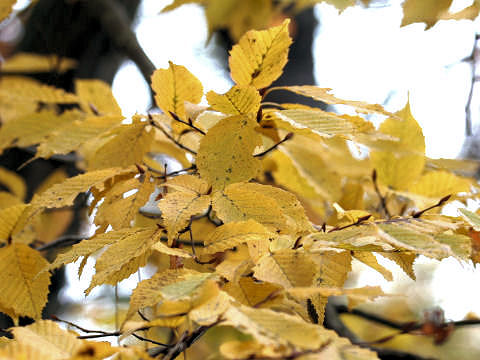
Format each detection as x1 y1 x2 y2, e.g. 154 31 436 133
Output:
1 0 480 359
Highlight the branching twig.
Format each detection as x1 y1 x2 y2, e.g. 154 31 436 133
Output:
328 214 372 233
149 115 197 155
465 33 479 136
254 133 294 158
169 111 206 135
412 194 451 218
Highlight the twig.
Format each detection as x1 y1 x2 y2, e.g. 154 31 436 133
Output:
149 115 197 155
328 214 372 233
372 170 391 218
169 111 206 135
254 133 294 158
412 194 451 218
131 333 169 347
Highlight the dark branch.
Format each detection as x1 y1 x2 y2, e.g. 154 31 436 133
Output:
412 194 451 218
254 132 294 158
328 214 372 233
169 111 206 135
149 115 197 155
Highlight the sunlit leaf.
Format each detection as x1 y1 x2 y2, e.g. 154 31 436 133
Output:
197 115 262 191
0 166 26 200
206 85 261 115
229 19 292 89
2 53 76 74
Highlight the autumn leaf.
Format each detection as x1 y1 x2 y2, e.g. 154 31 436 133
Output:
0 204 29 245
2 53 76 74
0 166 27 200
401 0 452 29
197 115 262 191
206 85 261 115
75 79 122 115
229 19 292 89
0 244 50 319
151 61 203 132
0 0 16 22
371 100 425 190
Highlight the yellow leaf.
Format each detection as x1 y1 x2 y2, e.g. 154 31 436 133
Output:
229 19 292 89
0 244 50 319
215 245 252 282
95 174 155 230
189 286 233 325
151 241 192 258
401 0 452 29
408 170 472 198
253 249 318 289
370 100 425 190
0 0 15 22
269 85 394 117
151 61 203 129
125 268 214 321
85 121 154 170
86 227 164 294
0 204 29 245
159 190 211 245
0 192 21 210
0 76 78 104
0 167 26 200
10 320 83 359
459 208 480 231
223 277 282 307
353 251 393 281
222 305 334 349
212 183 287 233
206 85 261 115
379 252 416 280
1 53 76 74
162 174 209 194
31 167 135 209
161 0 203 13
34 168 68 195
35 115 122 160
0 110 78 154
75 79 122 115
203 219 275 254
197 115 262 191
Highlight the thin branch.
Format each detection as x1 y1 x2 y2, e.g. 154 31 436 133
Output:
131 333 169 347
169 111 206 135
254 132 293 158
78 331 122 340
83 0 156 93
372 169 391 218
412 194 451 218
149 116 197 155
328 214 372 233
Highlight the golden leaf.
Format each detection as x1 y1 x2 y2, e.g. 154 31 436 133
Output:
206 85 261 115
0 244 50 319
0 110 79 154
459 208 480 231
0 204 29 245
215 245 253 282
0 0 15 22
10 320 83 359
95 174 155 230
151 61 203 130
1 53 76 74
223 277 282 307
0 192 21 210
0 167 26 200
352 251 393 281
268 86 394 117
162 174 209 194
0 76 78 104
371 100 425 190
86 227 165 294
253 249 317 289
159 189 211 245
379 252 416 280
212 183 287 232
35 115 122 160
125 268 214 321
203 219 274 254
84 121 154 170
197 115 261 191
229 19 292 89
75 79 122 115
31 167 135 209
222 305 334 349
408 170 472 198
401 0 452 29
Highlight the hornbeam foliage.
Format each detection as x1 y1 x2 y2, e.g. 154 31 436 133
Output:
0 8 479 360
